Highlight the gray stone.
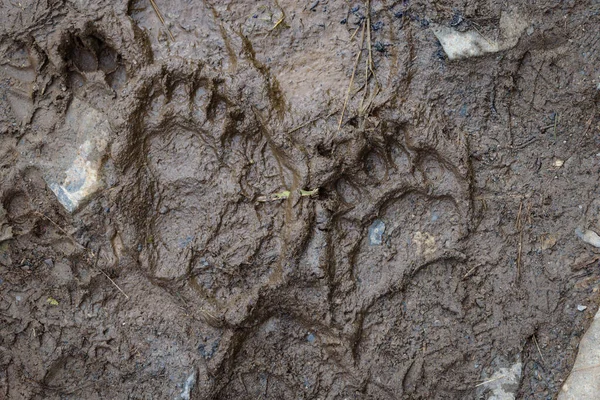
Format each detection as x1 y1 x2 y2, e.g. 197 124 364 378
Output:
476 356 522 400
180 370 197 400
432 10 527 60
44 98 111 213
368 219 385 246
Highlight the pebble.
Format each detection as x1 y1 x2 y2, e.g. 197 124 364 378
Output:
368 219 385 246
180 370 196 400
577 305 587 312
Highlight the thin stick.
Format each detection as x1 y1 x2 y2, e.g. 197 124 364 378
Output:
287 109 339 134
366 0 375 76
533 334 545 364
516 201 523 279
338 22 366 130
349 24 361 41
149 0 175 41
34 211 84 249
474 375 506 388
99 269 130 299
269 15 285 31
35 210 129 300
463 265 479 279
95 248 130 300
359 42 370 113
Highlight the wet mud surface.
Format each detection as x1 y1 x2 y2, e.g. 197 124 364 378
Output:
1 0 600 398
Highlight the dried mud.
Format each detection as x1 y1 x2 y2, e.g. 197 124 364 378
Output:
1 0 600 399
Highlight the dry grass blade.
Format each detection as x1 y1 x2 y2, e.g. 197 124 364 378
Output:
34 210 130 300
516 200 524 279
533 334 545 364
349 24 361 41
366 0 375 76
338 22 366 130
99 269 130 299
94 247 130 300
287 109 339 134
474 375 506 388
463 265 479 279
149 0 175 41
34 211 84 249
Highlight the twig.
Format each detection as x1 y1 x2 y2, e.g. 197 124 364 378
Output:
339 22 366 129
474 375 506 388
516 201 523 280
149 0 175 41
269 15 285 32
95 248 130 300
463 265 479 279
366 0 375 76
357 0 380 126
35 211 129 300
533 334 545 365
287 109 338 134
34 211 84 249
349 24 361 41
99 269 130 299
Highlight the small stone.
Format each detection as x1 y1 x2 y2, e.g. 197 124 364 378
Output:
577 305 587 312
180 370 197 400
553 159 564 167
307 333 316 343
368 219 385 246
44 258 54 267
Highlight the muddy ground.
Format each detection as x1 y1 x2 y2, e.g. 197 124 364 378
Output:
1 0 600 399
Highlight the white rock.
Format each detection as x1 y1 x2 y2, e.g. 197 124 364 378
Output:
180 370 197 400
44 99 111 212
432 10 528 60
432 27 499 60
476 357 522 400
578 305 588 312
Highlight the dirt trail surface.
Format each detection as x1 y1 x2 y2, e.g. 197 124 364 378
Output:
1 0 600 399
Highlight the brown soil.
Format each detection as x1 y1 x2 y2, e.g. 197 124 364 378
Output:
1 0 600 399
